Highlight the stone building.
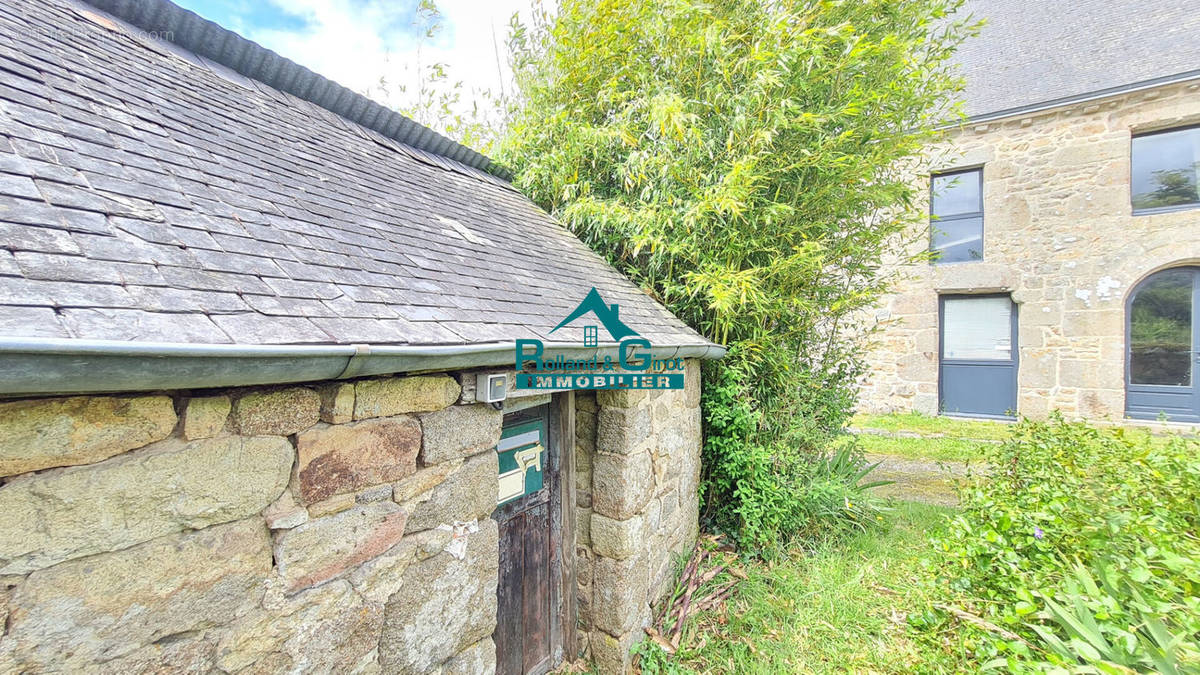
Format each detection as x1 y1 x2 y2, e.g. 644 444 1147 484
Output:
858 0 1200 422
0 0 721 673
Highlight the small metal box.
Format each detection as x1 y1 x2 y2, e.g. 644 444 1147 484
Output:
475 372 508 403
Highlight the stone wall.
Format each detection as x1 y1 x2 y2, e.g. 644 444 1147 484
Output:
0 373 498 673
859 80 1200 420
573 360 702 673
0 360 704 674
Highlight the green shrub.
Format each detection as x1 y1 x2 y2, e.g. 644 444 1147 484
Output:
702 350 890 554
924 416 1200 671
499 0 975 553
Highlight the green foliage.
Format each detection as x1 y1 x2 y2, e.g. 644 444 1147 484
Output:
923 416 1200 672
1025 563 1200 674
498 0 975 550
700 348 891 554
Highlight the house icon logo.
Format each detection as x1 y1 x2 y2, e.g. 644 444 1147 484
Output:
549 287 640 346
513 288 685 391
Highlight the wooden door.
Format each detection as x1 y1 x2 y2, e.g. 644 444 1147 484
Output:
494 404 558 675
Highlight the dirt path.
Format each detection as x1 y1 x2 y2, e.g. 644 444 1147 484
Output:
865 453 969 507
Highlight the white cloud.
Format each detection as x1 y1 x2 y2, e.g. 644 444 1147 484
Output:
247 0 539 117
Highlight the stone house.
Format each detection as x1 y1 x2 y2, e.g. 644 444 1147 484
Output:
858 0 1200 422
0 0 722 673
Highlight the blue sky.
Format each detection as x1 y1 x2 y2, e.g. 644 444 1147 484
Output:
172 0 534 114
173 0 312 35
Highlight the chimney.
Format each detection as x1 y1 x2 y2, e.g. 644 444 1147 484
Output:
609 304 619 319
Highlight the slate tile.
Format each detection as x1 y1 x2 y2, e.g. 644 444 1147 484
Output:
110 261 167 287
60 308 232 343
398 319 468 344
0 152 83 185
0 276 39 304
288 246 352 268
0 250 18 277
0 305 69 337
211 233 294 260
191 248 284 277
169 225 224 250
408 279 447 295
335 283 402 304
51 150 131 181
56 117 115 147
126 286 249 313
14 251 121 284
320 296 398 319
0 101 64 136
6 135 60 161
0 172 41 200
239 221 313 248
85 173 193 209
35 179 163 220
109 216 182 246
242 294 334 317
394 305 452 322
0 222 81 254
308 317 409 343
35 280 136 308
160 206 246 236
158 265 272 295
260 277 341 300
273 260 340 283
210 313 332 344
73 232 195 267
0 56 44 85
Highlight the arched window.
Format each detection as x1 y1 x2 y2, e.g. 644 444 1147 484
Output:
1127 267 1199 421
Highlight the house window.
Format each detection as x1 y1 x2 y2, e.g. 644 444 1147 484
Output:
1132 126 1200 213
930 168 983 264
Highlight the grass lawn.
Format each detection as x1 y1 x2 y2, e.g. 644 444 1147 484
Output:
850 411 1013 441
846 412 1017 462
852 433 988 463
673 502 960 674
849 411 1184 462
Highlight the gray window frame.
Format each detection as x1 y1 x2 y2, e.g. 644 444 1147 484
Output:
929 166 984 264
1124 267 1200 422
1130 124 1200 216
938 292 1019 420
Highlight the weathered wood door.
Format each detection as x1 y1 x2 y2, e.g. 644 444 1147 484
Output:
493 404 560 675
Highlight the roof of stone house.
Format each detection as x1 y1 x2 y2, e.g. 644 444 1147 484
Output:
0 0 711 351
955 0 1200 119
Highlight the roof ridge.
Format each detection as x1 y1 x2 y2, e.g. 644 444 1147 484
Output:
78 0 511 180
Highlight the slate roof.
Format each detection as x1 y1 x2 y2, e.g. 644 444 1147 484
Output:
955 0 1200 119
0 0 709 350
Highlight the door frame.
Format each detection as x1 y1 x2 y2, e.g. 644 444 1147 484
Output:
938 293 1020 419
547 391 577 665
1124 267 1200 422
